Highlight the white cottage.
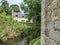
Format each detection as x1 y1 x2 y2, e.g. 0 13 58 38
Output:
12 10 28 23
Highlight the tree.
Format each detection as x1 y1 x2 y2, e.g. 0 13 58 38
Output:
20 3 28 13
0 6 3 13
10 4 20 12
1 0 9 15
20 0 41 23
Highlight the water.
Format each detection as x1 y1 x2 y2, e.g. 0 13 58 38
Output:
18 38 28 45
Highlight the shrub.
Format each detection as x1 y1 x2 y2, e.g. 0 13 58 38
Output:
0 14 40 41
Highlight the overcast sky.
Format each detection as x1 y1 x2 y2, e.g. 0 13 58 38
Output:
8 0 24 14
0 0 24 14
0 0 23 6
8 0 23 6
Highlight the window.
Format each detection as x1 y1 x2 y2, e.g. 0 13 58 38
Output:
16 15 18 17
22 16 24 17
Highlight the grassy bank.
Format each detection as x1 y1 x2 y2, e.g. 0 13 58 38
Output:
29 37 40 45
0 14 40 42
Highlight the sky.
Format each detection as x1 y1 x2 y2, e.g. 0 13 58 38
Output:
0 0 23 6
0 0 24 14
8 0 23 6
8 0 24 14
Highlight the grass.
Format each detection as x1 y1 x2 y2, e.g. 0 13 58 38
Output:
0 13 40 41
0 14 31 41
37 39 40 45
29 37 40 45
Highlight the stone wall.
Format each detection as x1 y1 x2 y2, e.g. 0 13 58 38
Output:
41 0 60 45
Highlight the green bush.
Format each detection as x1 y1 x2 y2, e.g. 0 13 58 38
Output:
0 13 40 41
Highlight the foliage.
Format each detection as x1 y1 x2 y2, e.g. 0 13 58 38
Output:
37 40 40 45
0 13 40 41
0 0 20 15
0 6 3 13
0 0 41 42
20 3 28 13
29 37 40 45
1 0 9 15
20 0 41 22
10 4 20 12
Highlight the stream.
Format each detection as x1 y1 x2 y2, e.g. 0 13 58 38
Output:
18 37 28 45
0 30 40 45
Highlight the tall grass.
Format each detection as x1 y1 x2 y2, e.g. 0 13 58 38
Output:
0 13 40 41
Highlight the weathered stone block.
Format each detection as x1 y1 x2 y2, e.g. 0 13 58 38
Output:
57 0 60 7
46 38 57 45
41 34 47 45
47 21 54 32
48 0 57 11
45 0 54 6
45 36 57 45
57 8 60 18
51 9 57 21
49 30 60 42
54 20 60 30
50 40 57 45
41 0 60 45
45 37 51 45
47 11 52 20
58 43 60 45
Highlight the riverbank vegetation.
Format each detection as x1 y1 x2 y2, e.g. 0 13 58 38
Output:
0 0 41 45
0 13 40 42
21 0 41 45
29 37 40 45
